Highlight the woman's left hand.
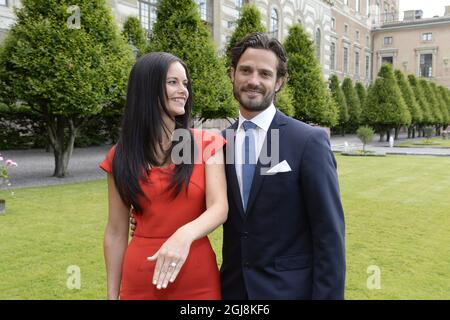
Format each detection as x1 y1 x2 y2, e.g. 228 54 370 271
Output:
147 227 194 289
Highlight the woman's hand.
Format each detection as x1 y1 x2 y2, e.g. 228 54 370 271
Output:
146 227 195 289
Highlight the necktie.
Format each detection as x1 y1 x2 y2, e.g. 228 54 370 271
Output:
242 120 257 211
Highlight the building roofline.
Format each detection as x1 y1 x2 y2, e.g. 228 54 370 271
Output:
372 16 450 32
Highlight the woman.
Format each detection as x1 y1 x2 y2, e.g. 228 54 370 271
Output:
100 52 228 300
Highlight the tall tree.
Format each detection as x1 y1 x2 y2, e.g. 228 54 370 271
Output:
284 24 338 127
430 82 449 133
149 0 237 120
419 79 442 133
122 16 149 57
275 85 296 117
394 70 422 138
408 74 433 136
365 64 411 140
329 74 348 135
342 77 361 133
0 0 133 177
437 85 450 131
354 82 367 115
225 4 266 67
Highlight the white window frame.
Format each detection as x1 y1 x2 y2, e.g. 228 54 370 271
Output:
422 33 432 41
270 8 279 39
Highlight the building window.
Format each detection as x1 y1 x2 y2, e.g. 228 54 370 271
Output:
356 30 360 42
384 36 393 45
366 35 370 46
356 0 361 13
196 0 213 24
382 56 393 65
331 17 336 31
139 0 158 33
235 0 243 8
355 51 360 76
345 0 349 6
374 3 380 24
0 0 7 6
344 47 349 74
315 28 321 62
330 42 336 71
365 55 370 79
344 24 348 36
420 54 433 78
367 0 370 16
422 33 432 41
270 8 279 39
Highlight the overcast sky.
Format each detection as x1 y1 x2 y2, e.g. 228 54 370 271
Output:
399 0 450 18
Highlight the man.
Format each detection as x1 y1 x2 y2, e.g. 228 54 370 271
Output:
131 32 345 300
220 32 345 300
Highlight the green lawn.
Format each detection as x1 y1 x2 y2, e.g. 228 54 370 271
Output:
0 154 449 299
397 137 450 148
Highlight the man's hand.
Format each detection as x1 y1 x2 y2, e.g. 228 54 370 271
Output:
129 212 136 237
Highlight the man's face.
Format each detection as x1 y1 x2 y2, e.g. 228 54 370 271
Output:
231 48 284 114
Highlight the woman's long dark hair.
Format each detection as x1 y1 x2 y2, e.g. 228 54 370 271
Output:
112 52 196 213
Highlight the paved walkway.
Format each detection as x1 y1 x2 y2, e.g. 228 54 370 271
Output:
1 145 110 189
1 132 449 189
331 133 450 157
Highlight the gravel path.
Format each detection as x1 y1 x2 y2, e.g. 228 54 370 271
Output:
1 132 449 189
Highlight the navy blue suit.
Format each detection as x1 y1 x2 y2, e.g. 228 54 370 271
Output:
220 110 346 300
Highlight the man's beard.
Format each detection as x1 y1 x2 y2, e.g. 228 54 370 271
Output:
233 84 275 113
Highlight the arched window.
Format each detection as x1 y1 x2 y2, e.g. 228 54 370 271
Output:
315 28 321 62
270 8 279 39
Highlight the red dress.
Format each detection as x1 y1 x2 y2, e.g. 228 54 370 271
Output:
100 129 226 300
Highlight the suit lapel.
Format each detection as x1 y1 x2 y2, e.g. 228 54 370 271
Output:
224 121 246 219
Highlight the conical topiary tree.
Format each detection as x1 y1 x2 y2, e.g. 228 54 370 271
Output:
0 0 133 177
329 74 348 135
275 85 295 117
419 79 442 134
149 0 237 120
354 82 367 115
408 74 433 136
394 70 422 138
284 24 338 127
225 4 266 68
430 81 449 134
342 77 361 133
438 85 450 131
365 64 411 141
122 16 149 57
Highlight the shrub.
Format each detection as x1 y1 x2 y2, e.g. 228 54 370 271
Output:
356 126 375 152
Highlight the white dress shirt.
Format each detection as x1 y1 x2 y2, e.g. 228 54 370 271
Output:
235 104 277 204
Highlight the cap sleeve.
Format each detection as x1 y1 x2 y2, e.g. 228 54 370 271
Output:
99 145 117 174
199 129 227 162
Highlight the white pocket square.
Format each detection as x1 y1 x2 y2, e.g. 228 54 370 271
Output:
266 160 292 174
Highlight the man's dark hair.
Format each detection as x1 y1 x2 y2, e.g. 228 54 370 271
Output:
230 32 288 81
